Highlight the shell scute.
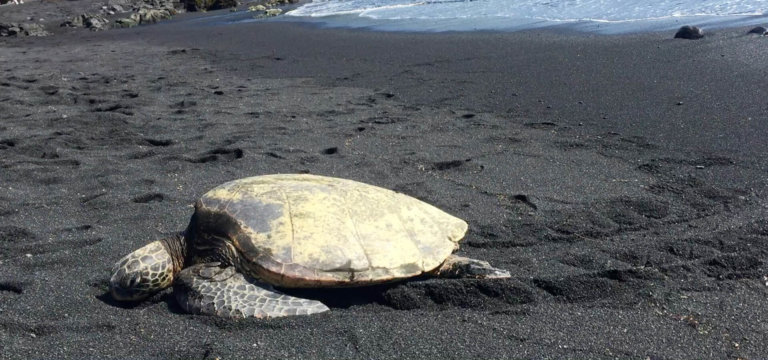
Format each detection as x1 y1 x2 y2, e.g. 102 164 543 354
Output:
194 174 468 287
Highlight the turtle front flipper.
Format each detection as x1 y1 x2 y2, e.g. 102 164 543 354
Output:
432 255 511 279
174 263 330 318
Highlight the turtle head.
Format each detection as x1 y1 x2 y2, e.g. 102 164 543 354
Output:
110 234 186 301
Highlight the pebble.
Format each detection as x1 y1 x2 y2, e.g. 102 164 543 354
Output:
674 25 704 40
748 26 767 35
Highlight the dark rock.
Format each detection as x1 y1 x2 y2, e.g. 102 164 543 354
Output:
62 0 179 31
84 15 110 30
21 23 50 37
181 0 238 12
0 23 22 37
61 14 110 31
245 0 296 17
60 15 83 28
99 4 127 15
674 25 704 39
266 0 299 4
0 23 50 37
116 0 179 27
137 8 175 23
139 0 177 9
748 26 767 35
115 18 139 28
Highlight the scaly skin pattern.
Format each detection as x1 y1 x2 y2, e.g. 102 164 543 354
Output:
433 255 512 279
110 241 175 300
174 263 330 318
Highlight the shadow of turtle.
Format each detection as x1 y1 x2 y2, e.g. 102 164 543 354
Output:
278 282 402 309
95 286 179 312
281 277 537 311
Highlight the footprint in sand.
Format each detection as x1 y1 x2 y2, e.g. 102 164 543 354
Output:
39 85 59 95
0 139 16 149
144 138 174 147
185 147 244 163
0 281 24 294
431 159 472 171
320 147 338 155
132 193 165 204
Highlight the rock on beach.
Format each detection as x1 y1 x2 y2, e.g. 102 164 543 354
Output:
674 25 704 39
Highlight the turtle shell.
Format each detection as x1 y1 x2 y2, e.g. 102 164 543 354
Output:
187 174 467 287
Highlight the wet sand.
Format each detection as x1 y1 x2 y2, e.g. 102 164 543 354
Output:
2 4 768 359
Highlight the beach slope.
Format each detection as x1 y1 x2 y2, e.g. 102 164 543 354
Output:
1 4 768 359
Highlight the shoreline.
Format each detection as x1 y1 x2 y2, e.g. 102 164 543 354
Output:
2 2 768 359
274 12 768 34
1 0 766 38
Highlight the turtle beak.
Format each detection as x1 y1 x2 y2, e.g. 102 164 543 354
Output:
110 270 150 301
110 285 144 302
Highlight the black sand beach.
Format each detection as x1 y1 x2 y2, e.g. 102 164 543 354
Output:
2 3 768 358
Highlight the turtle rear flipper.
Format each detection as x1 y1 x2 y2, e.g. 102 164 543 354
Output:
432 255 511 279
174 263 330 318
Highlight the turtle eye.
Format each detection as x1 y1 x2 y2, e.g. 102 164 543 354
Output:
128 272 142 287
111 271 152 301
118 271 141 289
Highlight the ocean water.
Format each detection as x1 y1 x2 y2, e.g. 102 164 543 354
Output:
283 0 768 33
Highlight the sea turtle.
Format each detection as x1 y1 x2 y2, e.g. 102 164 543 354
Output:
110 174 510 318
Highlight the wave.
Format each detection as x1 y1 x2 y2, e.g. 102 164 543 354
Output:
287 0 767 22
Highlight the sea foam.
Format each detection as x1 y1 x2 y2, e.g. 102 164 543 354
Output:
285 0 768 33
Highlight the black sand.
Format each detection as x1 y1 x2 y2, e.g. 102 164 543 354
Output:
2 3 768 359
